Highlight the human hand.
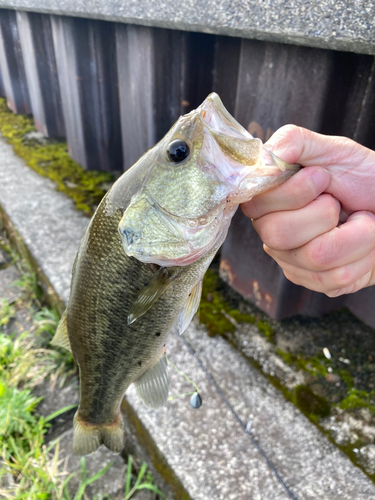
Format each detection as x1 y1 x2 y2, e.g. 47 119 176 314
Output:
241 125 375 297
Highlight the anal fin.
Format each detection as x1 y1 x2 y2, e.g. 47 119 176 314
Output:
178 280 203 334
51 309 72 352
134 353 169 409
128 267 179 325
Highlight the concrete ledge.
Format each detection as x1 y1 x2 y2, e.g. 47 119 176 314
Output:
0 0 374 55
1 135 375 498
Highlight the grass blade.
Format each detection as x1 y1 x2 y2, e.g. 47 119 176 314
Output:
44 404 78 423
125 455 132 497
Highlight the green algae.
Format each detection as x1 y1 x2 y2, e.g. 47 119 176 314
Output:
338 369 354 389
0 98 113 215
198 268 255 337
339 389 375 414
294 385 330 419
256 320 275 342
276 348 329 378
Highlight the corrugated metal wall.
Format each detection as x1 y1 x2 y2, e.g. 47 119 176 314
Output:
0 8 374 327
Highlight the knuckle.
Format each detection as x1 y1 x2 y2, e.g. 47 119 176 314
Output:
261 225 287 250
331 267 353 288
310 271 325 285
254 218 286 250
306 238 335 268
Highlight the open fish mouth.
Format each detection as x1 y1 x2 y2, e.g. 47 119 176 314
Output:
115 92 299 268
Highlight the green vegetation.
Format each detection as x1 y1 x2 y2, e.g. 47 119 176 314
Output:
0 99 112 215
276 349 329 378
124 456 165 500
294 385 330 420
0 229 165 499
256 320 275 343
0 300 78 499
339 389 375 415
198 268 255 336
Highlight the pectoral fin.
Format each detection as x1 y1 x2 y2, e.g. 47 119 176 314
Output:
128 267 179 325
134 353 169 409
178 280 203 335
51 309 72 352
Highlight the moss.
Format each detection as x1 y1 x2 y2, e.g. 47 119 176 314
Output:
276 348 328 377
339 389 375 415
338 369 354 390
0 98 113 215
198 268 255 336
294 385 330 418
257 320 275 342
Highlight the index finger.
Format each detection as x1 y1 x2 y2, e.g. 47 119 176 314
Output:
241 166 330 220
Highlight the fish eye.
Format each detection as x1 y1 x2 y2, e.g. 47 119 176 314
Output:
167 140 190 163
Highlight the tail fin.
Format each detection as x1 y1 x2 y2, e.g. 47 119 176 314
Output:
72 411 125 456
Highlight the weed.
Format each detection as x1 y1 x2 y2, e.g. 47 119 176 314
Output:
339 389 375 415
124 455 166 500
257 320 275 343
0 98 112 215
198 269 255 336
0 299 16 328
0 235 164 499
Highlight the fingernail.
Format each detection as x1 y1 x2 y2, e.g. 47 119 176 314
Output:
311 168 329 192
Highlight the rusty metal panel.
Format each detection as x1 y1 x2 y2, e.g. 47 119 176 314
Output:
0 9 31 114
234 40 335 137
50 15 122 171
116 25 215 171
213 35 241 116
352 57 375 150
318 51 375 149
16 11 65 137
218 40 375 328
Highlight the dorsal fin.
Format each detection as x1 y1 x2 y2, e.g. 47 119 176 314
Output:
51 309 72 352
128 267 179 325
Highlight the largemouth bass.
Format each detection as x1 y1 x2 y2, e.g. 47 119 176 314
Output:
52 93 299 455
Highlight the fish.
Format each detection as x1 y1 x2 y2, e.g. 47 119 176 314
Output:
51 93 299 456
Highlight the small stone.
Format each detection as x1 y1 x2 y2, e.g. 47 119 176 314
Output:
326 373 340 383
323 347 331 360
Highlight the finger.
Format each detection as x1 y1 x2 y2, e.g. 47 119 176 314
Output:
253 194 340 251
264 211 375 271
278 249 375 295
241 166 330 220
265 124 371 168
